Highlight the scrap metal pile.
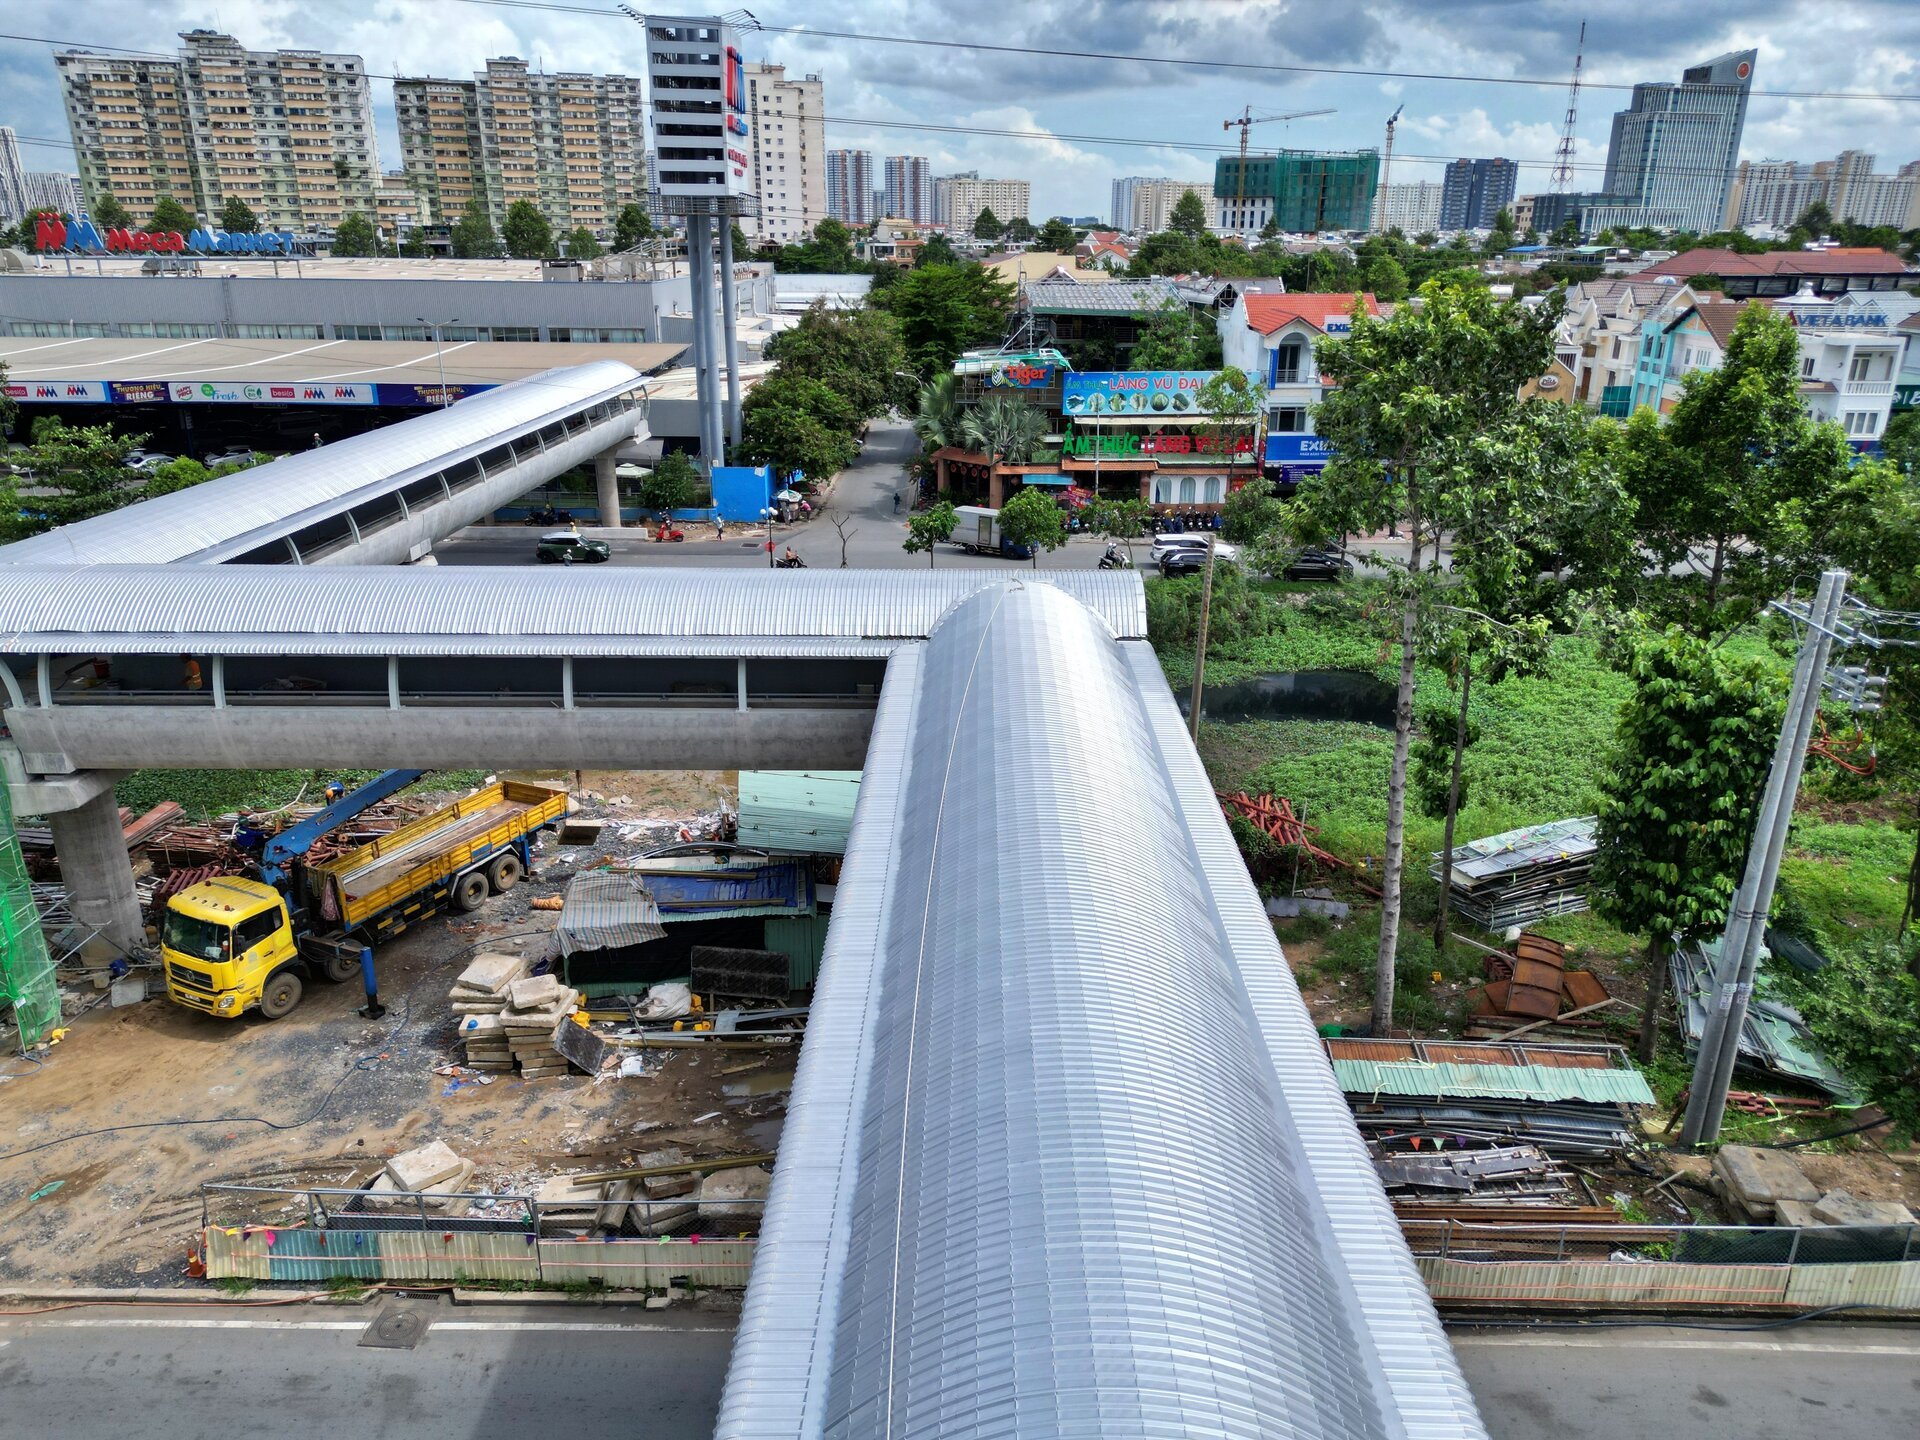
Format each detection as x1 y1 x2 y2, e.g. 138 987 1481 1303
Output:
1431 816 1595 931
1668 938 1860 1103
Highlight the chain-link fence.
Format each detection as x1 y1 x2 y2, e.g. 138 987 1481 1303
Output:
1400 1219 1920 1266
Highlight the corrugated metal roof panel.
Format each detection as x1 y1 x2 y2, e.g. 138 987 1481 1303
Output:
1330 1060 1656 1106
0 361 645 567
737 771 861 855
556 870 668 954
0 567 1147 652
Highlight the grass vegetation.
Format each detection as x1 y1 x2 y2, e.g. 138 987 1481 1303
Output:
116 768 491 821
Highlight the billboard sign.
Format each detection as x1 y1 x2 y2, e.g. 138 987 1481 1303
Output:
375 382 497 407
169 380 377 405
108 381 171 404
33 212 297 256
985 360 1055 389
1062 371 1215 416
1062 430 1253 459
1893 383 1918 412
4 379 109 404
1264 433 1335 465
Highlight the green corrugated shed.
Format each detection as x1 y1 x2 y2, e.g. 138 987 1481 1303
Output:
1329 1060 1655 1106
738 771 861 856
765 913 831 989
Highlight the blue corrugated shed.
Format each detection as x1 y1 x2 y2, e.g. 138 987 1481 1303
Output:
738 771 861 855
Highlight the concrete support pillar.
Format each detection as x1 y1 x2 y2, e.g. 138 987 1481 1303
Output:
47 786 143 958
988 466 1005 509
693 217 727 467
685 219 714 472
594 449 622 529
1139 474 1153 503
719 219 743 448
934 452 948 498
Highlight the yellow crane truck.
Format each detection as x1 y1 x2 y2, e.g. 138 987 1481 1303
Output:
161 772 566 1020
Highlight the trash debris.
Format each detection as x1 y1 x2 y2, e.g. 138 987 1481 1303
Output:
1431 817 1595 930
1669 938 1861 1101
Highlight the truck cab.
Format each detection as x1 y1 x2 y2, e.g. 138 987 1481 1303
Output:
162 876 309 1019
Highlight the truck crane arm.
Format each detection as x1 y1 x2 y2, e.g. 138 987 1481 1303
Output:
257 769 427 886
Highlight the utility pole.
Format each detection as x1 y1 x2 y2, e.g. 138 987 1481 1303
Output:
1679 570 1847 1148
1188 532 1217 743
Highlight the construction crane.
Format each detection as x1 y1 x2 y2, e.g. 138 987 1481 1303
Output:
1552 21 1586 193
1223 106 1335 232
1375 104 1405 231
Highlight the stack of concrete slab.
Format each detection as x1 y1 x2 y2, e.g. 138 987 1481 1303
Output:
697 1164 771 1230
1710 1144 1820 1225
1776 1189 1917 1227
501 973 581 1079
363 1140 476 1214
451 952 532 1072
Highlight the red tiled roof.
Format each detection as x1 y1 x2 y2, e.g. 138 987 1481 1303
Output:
1635 247 1914 279
1243 292 1381 335
1676 299 1752 348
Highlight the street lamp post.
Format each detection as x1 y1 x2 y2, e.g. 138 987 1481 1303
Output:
760 507 776 567
416 317 460 408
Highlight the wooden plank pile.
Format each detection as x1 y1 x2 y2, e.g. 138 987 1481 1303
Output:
451 955 582 1077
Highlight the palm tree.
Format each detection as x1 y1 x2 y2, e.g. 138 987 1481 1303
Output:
958 393 1047 467
912 373 958 451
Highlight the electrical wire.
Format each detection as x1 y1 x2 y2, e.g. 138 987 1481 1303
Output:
0 928 555 1166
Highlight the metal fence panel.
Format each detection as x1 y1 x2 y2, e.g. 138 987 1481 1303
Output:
536 1239 756 1289
1418 1258 1792 1308
1783 1261 1920 1311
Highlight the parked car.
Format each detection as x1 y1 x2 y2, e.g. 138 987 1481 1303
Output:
124 449 175 473
1149 535 1239 568
1282 546 1353 582
1159 548 1230 579
535 530 611 564
205 448 262 469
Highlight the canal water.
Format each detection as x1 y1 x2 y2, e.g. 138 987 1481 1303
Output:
1183 670 1396 727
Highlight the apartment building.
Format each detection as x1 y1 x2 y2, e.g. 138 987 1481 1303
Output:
1109 177 1214 234
1730 151 1920 231
826 149 875 225
394 57 648 234
884 155 935 225
937 173 1031 230
1371 181 1443 234
743 63 825 244
56 30 377 231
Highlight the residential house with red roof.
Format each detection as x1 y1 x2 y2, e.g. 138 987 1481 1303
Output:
1632 246 1915 299
1218 291 1381 489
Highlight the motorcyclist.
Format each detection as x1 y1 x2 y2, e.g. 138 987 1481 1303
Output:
1099 540 1123 570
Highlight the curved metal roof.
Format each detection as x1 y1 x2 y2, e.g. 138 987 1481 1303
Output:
0 565 1147 654
718 582 1483 1440
0 360 645 568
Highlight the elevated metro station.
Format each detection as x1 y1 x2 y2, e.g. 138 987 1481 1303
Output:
0 362 1489 1439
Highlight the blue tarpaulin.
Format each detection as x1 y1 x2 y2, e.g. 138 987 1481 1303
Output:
640 862 813 916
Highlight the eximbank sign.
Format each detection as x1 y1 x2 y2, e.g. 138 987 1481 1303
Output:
34 212 298 256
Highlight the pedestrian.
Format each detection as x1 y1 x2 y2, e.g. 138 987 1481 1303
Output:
893 491 901 513
713 513 725 540
180 654 203 691
311 432 323 449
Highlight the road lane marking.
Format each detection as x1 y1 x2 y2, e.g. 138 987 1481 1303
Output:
432 1321 736 1333
1452 1334 1920 1355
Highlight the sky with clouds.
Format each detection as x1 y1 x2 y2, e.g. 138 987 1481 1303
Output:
4 0 1918 222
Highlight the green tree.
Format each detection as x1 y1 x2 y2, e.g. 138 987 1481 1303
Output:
914 233 957 267
1035 217 1077 252
1004 217 1036 244
911 372 959 452
641 450 700 513
330 212 378 257
763 302 910 421
1082 496 1153 566
737 372 860 482
400 226 432 258
1130 297 1211 370
1170 188 1210 237
1197 365 1261 470
149 194 194 232
1622 303 1854 631
1482 206 1516 255
565 226 602 259
3 419 145 541
450 198 501 259
1300 282 1569 1032
502 200 554 259
1220 473 1286 544
972 206 1003 240
612 203 655 250
1591 629 1783 1061
0 359 15 442
1788 943 1920 1134
90 192 132 229
1129 229 1207 277
997 485 1066 569
219 196 259 233
902 498 958 567
1259 213 1283 241
1794 200 1835 237
1549 217 1581 247
1884 409 1920 478
958 393 1047 466
872 261 1017 377
1360 252 1409 302
142 456 211 497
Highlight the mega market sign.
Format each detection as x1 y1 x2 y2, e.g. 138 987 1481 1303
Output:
34 212 298 256
170 380 376 406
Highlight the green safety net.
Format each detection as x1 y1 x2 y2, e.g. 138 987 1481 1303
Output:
0 780 60 1049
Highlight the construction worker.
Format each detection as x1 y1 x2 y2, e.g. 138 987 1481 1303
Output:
180 655 203 691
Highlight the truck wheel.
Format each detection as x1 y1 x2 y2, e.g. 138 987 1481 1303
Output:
487 852 524 893
259 970 303 1020
323 950 361 984
453 870 491 912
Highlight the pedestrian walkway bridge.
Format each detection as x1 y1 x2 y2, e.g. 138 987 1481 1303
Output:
0 360 648 568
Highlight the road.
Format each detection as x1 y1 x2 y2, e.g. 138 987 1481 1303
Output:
436 416 1119 572
2 1302 1914 1440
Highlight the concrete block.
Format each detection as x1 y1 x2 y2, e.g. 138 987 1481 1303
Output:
457 952 528 993
636 1202 697 1235
385 1140 466 1192
1712 1144 1818 1220
509 974 563 1011
1773 1198 1821 1228
1810 1189 1917 1227
697 1165 770 1227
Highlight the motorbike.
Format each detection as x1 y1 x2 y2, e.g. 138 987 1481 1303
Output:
775 554 808 569
524 505 572 527
1098 547 1133 571
653 523 686 542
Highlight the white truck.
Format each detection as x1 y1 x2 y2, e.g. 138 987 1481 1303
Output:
950 505 1032 559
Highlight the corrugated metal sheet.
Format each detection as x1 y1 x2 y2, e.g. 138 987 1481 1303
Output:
0 567 1147 654
1331 1060 1656 1106
556 870 668 954
1418 1257 1792 1308
738 771 861 854
0 361 646 567
718 587 1482 1440
765 912 831 989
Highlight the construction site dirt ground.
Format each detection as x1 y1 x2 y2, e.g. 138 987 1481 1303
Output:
1 770 782 1289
